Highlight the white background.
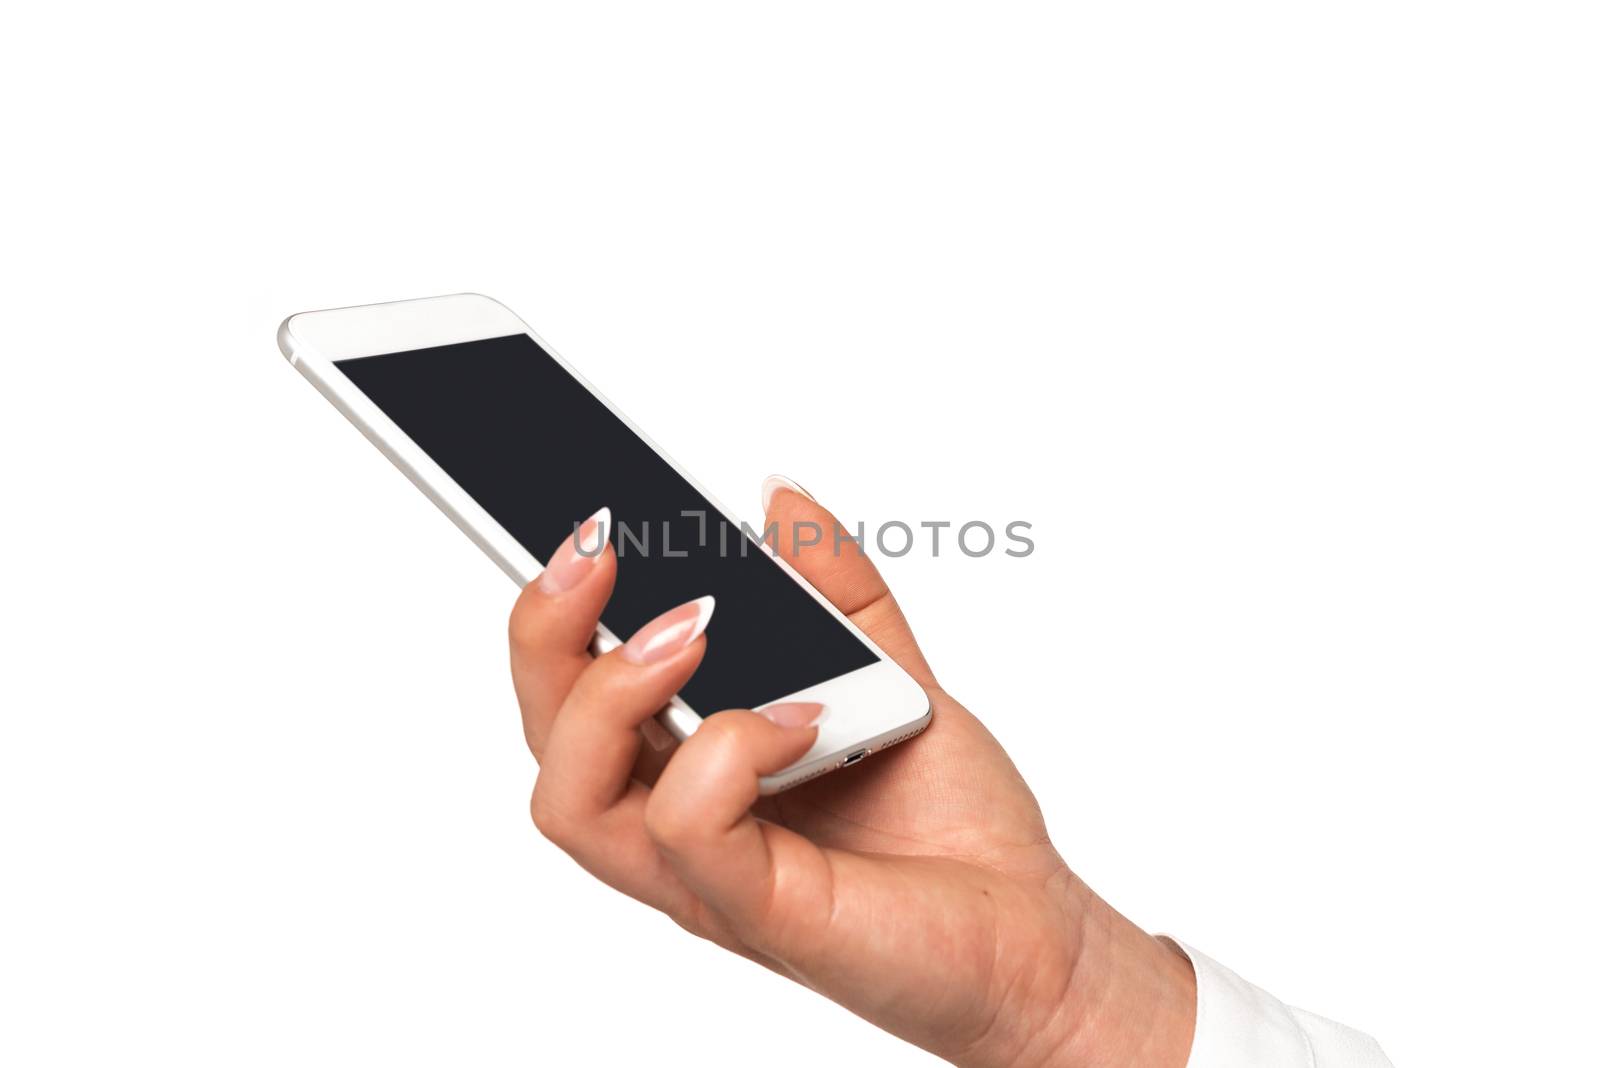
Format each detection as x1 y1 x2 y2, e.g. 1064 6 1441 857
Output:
2 3 1595 1065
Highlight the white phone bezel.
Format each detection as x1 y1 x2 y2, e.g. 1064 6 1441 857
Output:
277 293 931 793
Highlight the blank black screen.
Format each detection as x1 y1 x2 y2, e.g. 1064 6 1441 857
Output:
336 333 877 713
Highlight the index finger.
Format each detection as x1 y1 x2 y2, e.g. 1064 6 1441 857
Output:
508 507 616 758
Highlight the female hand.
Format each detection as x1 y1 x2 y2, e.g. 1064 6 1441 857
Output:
509 480 1195 1068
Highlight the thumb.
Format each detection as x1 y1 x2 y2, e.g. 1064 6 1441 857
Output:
760 475 937 690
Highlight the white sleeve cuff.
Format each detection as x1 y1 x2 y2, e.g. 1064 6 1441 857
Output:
1166 939 1392 1068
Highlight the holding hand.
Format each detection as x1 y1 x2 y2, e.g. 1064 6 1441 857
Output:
509 479 1195 1068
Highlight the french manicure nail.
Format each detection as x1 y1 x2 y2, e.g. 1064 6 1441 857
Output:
761 474 814 513
639 716 675 752
537 507 610 595
621 595 715 665
757 701 829 728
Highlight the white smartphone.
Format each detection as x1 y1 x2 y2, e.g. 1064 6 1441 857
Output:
277 293 931 793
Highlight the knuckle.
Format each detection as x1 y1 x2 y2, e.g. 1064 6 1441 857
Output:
642 790 699 850
693 711 750 748
573 656 632 702
528 785 572 846
694 712 761 764
662 896 726 944
507 592 544 651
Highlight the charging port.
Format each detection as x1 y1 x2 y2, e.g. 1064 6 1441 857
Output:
840 748 869 768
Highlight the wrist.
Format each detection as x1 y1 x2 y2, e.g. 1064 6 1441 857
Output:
1051 889 1196 1068
948 870 1196 1068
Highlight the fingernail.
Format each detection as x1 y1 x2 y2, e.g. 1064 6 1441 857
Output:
621 595 715 665
537 507 610 595
757 702 828 728
761 474 814 513
639 716 675 751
